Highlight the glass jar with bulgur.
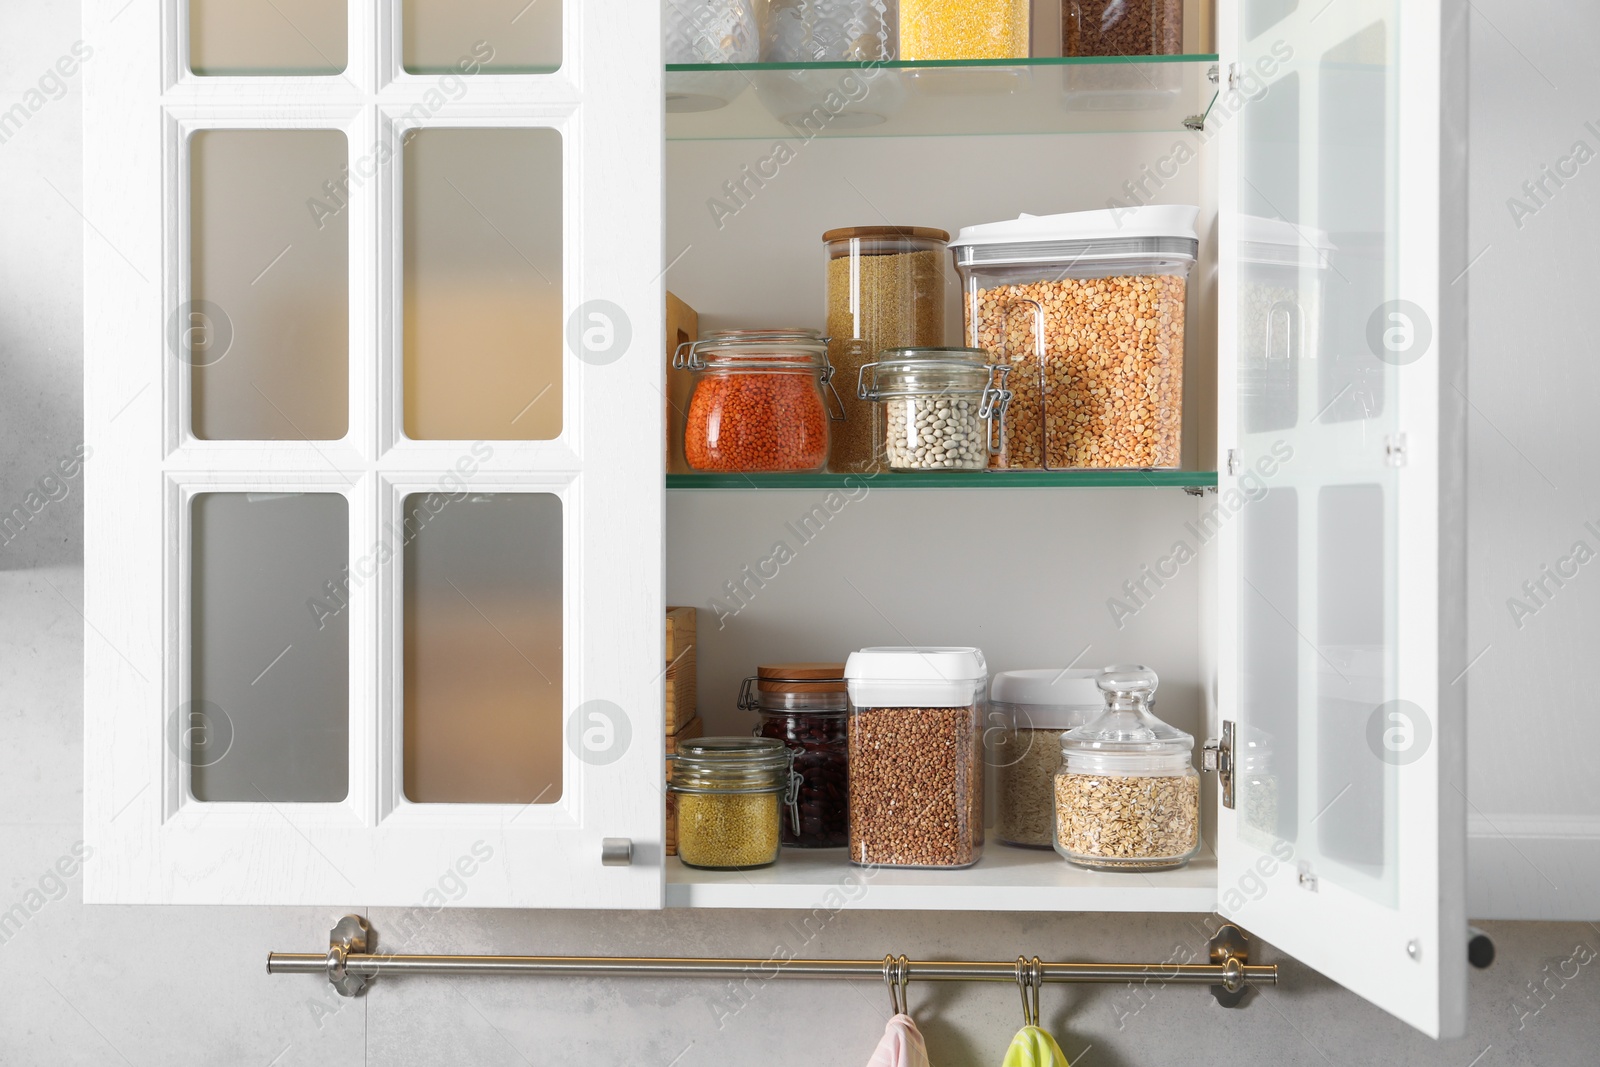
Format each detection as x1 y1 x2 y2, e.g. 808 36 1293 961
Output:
824 226 949 472
1053 665 1200 871
990 668 1102 848
675 330 845 473
950 205 1199 471
669 736 799 871
844 646 987 869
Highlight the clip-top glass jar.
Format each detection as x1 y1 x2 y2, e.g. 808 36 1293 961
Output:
858 348 1011 471
1053 666 1200 871
675 330 845 472
670 736 799 871
742 662 849 848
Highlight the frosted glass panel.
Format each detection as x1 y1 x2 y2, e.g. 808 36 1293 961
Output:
1239 488 1298 846
190 130 349 441
403 493 563 804
1234 6 1400 909
403 0 562 74
190 493 349 803
190 0 347 76
403 129 563 441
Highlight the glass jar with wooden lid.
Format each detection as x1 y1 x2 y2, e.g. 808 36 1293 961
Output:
823 226 949 472
742 662 849 848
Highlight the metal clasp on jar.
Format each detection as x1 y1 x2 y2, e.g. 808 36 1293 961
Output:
816 342 847 423
980 363 1012 458
671 339 704 371
737 675 761 713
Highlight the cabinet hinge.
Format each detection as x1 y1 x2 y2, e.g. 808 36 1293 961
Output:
1385 434 1408 467
1226 449 1241 476
1227 62 1241 90
1297 862 1319 892
1202 721 1235 809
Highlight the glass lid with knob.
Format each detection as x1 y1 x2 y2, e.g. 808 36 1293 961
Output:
1060 665 1194 765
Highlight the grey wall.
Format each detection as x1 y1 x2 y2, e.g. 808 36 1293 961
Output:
2 1 1597 1064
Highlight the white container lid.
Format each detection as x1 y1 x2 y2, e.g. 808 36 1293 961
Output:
845 646 987 709
949 205 1200 251
1238 213 1335 266
990 669 1102 727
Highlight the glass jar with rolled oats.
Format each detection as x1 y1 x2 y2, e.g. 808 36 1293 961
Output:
949 205 1198 471
1053 665 1200 871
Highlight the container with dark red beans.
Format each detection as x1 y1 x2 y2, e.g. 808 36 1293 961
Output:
742 662 849 849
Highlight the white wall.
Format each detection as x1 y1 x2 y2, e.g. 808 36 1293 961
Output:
0 1 1596 1063
1462 0 1600 919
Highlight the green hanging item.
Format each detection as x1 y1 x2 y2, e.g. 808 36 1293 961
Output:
1000 1025 1071 1067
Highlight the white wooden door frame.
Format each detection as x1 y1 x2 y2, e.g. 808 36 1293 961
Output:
1213 0 1468 1038
83 0 665 908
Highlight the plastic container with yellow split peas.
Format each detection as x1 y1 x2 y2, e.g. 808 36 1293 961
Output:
900 0 1031 60
669 737 799 870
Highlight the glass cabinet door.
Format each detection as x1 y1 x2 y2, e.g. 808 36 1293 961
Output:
83 0 664 908
1216 0 1467 1037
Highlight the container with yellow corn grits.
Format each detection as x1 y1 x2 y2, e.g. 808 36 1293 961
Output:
668 736 798 871
900 0 1031 61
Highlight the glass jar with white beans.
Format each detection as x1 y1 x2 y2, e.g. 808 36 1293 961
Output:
856 348 1011 471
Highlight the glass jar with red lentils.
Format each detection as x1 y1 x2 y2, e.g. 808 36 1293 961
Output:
676 330 844 472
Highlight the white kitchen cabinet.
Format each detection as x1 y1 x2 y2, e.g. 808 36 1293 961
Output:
83 0 1469 1040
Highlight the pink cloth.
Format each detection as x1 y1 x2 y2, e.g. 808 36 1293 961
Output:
866 1014 932 1067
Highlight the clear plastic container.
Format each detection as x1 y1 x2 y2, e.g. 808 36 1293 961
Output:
857 349 1011 471
1053 665 1200 871
900 0 1030 60
742 663 849 849
766 0 898 61
824 226 949 472
665 0 761 63
1239 215 1333 434
1063 0 1183 56
669 736 799 871
991 669 1102 848
664 0 762 113
845 646 987 868
950 205 1199 471
674 330 845 472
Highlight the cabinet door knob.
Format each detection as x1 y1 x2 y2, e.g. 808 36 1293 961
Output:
601 838 633 866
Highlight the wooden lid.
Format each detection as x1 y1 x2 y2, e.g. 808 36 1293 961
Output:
822 225 950 244
757 662 847 694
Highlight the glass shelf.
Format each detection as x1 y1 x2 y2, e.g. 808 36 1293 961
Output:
667 470 1217 490
665 55 1218 141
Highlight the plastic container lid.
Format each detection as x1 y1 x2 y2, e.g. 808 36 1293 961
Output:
990 669 1102 728
844 646 987 709
1238 214 1335 267
1060 665 1194 774
950 205 1199 247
